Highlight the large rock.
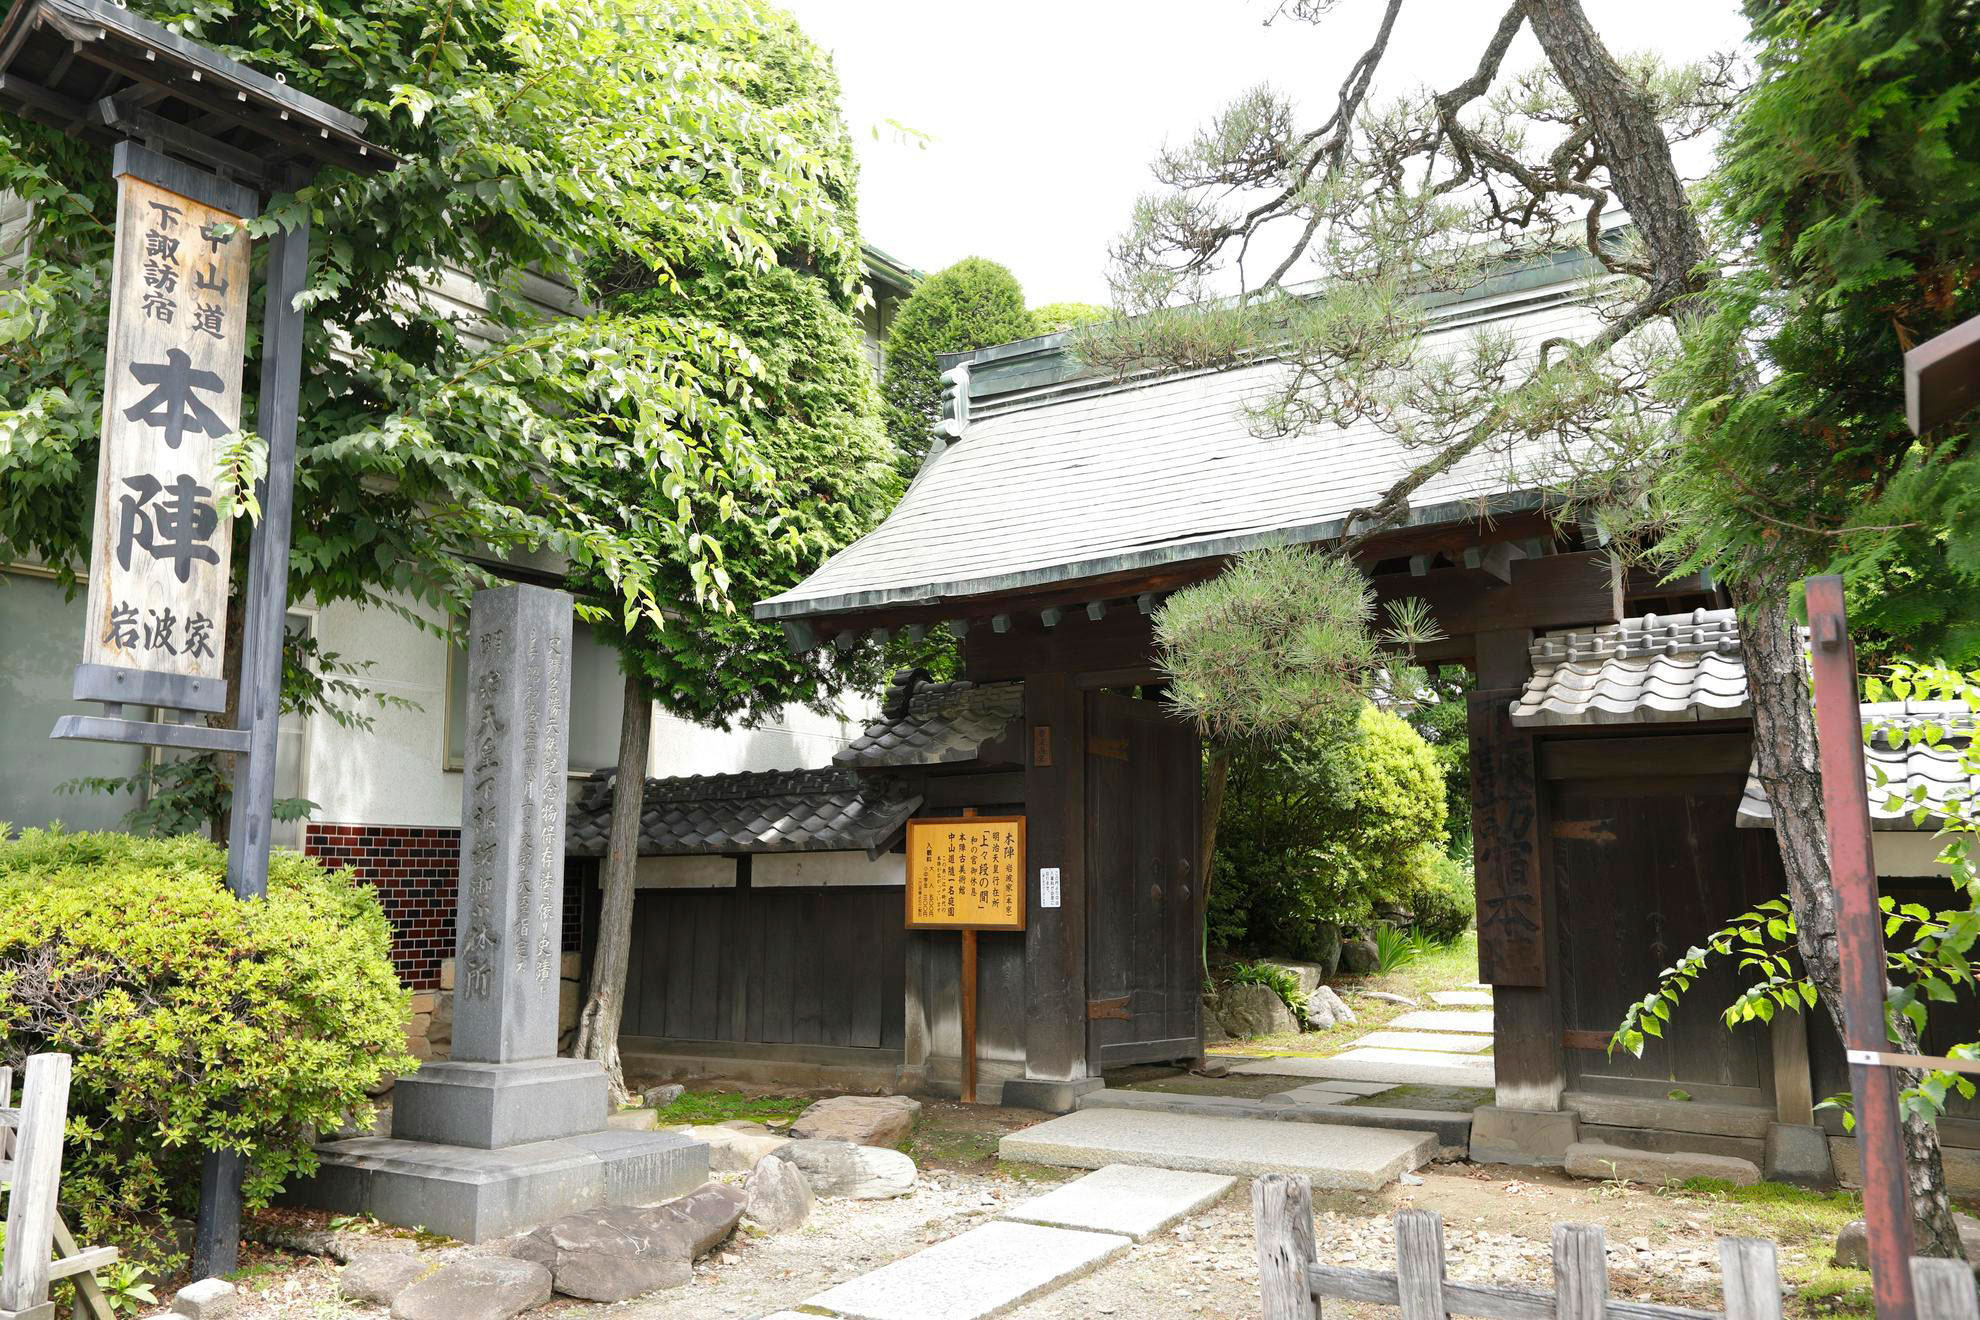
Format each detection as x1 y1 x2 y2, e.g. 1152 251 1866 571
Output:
1202 1000 1233 1045
1836 1215 1980 1271
792 1094 921 1147
1312 985 1356 1025
1216 982 1298 1038
643 1083 685 1108
1302 993 1337 1031
679 1120 791 1172
770 1138 917 1199
1311 922 1342 978
339 1253 437 1307
1338 936 1380 976
511 1206 693 1301
1256 961 1326 999
645 1182 746 1256
390 1257 552 1320
743 1152 814 1231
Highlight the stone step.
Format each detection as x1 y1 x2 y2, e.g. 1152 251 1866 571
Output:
799 1220 1131 1320
1563 1140 1761 1187
1429 990 1494 1007
1001 1163 1236 1241
1000 1107 1436 1190
1080 1086 1473 1150
1350 1030 1493 1054
1388 1009 1494 1034
1230 1050 1494 1090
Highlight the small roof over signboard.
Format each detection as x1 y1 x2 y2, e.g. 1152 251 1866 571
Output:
833 669 1023 770
1510 609 1749 727
1738 702 1973 833
0 0 394 188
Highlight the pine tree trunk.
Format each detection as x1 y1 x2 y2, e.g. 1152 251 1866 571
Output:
574 668 649 1107
1196 746 1232 965
1732 564 1962 1257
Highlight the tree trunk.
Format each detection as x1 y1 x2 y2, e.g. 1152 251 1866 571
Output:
1732 563 1962 1257
574 668 650 1108
1196 745 1232 973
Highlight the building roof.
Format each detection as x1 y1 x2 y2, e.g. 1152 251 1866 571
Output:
833 669 1024 769
1510 609 1749 726
565 766 921 858
756 271 1604 624
1738 702 1974 833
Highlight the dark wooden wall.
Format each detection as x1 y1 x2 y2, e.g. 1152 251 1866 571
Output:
618 882 906 1051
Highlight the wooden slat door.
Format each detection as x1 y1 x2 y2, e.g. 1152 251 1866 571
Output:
1085 691 1202 1071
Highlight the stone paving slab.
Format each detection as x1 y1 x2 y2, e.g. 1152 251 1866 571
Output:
1078 1087 1475 1150
1002 1164 1236 1241
801 1220 1130 1320
1430 990 1493 1007
999 1108 1435 1190
1231 1051 1493 1090
1387 1009 1494 1034
1350 1030 1493 1054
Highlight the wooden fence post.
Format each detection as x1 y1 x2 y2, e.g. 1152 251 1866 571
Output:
1396 1209 1449 1320
1910 1259 1980 1320
0 1053 73 1320
1553 1223 1608 1320
1255 1173 1319 1320
1720 1238 1783 1320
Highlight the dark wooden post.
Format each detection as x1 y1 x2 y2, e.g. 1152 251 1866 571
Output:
960 807 980 1104
1472 627 1563 1111
1021 672 1087 1084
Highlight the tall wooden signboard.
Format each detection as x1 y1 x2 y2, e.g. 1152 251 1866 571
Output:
905 813 1026 1102
79 147 252 704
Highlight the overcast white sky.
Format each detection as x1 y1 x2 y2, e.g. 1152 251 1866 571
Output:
777 0 1751 306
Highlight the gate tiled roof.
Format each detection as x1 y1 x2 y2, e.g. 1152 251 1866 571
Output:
834 670 1023 768
565 766 920 858
1510 609 1749 726
1737 702 1973 833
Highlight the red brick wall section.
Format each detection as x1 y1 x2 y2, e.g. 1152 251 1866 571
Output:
305 824 459 990
303 823 589 993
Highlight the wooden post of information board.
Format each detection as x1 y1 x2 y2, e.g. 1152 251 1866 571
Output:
904 811 1026 1107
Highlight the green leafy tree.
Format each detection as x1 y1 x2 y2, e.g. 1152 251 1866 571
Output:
1030 301 1111 334
0 0 861 830
879 256 1037 472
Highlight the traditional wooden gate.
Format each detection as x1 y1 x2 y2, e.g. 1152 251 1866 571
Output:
1544 732 1780 1105
1085 690 1202 1071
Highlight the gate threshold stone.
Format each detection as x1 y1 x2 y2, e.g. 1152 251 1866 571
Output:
999 1108 1435 1190
1388 1009 1494 1034
1350 1030 1494 1054
1002 1164 1235 1241
801 1220 1130 1320
1229 1051 1493 1090
1081 1088 1473 1150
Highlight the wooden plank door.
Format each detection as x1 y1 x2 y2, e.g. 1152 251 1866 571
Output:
1085 691 1202 1071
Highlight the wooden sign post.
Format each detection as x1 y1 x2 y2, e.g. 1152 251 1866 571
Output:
905 811 1025 1103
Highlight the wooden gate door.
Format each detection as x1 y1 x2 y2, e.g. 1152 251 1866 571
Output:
1547 734 1778 1105
1085 690 1201 1071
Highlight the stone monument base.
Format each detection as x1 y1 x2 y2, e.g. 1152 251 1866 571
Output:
297 1127 707 1243
391 1058 609 1150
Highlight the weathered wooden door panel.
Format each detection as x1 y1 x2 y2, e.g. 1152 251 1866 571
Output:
1086 691 1202 1070
622 884 904 1051
1552 769 1774 1104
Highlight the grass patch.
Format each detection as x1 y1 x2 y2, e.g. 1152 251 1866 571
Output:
1797 1266 1874 1318
1342 1083 1492 1112
1662 1178 1862 1245
904 1120 1005 1170
997 1159 1081 1185
654 1089 813 1127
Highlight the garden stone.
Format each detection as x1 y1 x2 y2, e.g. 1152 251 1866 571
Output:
743 1151 815 1231
1202 1003 1232 1045
1256 960 1325 999
1312 922 1343 978
645 1181 747 1256
1216 982 1298 1038
512 1206 694 1302
1339 937 1380 975
1353 990 1419 1007
172 1278 238 1319
1835 1215 1980 1272
643 1083 685 1108
1313 985 1356 1024
771 1138 918 1199
390 1256 552 1320
339 1252 438 1306
1302 995 1337 1030
680 1121 791 1172
791 1094 922 1147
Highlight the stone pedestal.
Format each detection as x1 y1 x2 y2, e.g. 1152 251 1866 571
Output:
1764 1121 1837 1189
1468 1104 1580 1167
295 585 705 1241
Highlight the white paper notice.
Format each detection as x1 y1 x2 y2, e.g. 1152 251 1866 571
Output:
1039 866 1062 909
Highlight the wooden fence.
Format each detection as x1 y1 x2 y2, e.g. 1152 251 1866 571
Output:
0 1054 116 1320
1253 1173 1980 1320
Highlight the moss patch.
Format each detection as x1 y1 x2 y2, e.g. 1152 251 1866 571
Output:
1796 1266 1875 1319
1342 1083 1492 1112
652 1089 813 1127
1116 1073 1309 1100
1664 1178 1862 1246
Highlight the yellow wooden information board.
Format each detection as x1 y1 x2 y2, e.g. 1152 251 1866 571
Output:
905 815 1026 931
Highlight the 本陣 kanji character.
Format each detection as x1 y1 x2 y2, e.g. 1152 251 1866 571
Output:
116 472 219 583
123 349 228 450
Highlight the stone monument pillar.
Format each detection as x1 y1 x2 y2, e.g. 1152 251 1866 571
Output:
299 584 705 1240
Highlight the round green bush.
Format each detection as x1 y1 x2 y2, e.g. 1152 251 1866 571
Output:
0 830 414 1263
880 256 1037 472
1389 844 1475 944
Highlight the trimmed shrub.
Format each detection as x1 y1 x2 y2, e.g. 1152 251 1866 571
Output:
1210 704 1448 960
0 830 414 1265
1030 300 1110 333
880 256 1037 472
1389 844 1475 944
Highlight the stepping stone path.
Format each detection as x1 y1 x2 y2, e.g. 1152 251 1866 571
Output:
1430 989 1494 1007
1387 1008 1493 1034
999 1106 1435 1189
1001 1163 1235 1241
1348 1029 1493 1054
1230 1049 1492 1089
800 1221 1130 1320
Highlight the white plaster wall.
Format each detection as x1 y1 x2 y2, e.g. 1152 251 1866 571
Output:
1876 831 1958 879
303 593 879 829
